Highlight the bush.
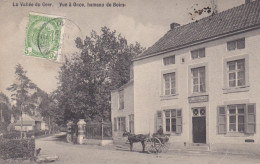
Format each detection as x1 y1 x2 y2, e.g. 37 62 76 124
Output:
3 130 48 139
0 138 35 159
3 131 20 139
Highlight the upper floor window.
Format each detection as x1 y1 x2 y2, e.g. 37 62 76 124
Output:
163 55 175 65
227 59 245 87
191 48 205 59
163 72 176 95
191 67 206 93
227 38 245 51
119 90 124 110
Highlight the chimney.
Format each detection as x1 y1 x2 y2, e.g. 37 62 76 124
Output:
170 23 180 30
245 0 252 4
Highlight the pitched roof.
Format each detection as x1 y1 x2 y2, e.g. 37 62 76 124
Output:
135 0 260 60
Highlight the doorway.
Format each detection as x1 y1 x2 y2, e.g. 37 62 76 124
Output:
192 108 206 143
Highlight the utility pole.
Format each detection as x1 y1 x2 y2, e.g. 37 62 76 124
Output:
20 105 23 139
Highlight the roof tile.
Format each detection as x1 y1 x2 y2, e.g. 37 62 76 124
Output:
137 1 260 59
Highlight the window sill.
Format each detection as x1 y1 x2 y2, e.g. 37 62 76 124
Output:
189 92 208 97
164 132 181 136
223 85 249 94
160 94 179 100
224 132 250 137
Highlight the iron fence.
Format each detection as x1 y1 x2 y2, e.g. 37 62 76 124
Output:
85 122 112 140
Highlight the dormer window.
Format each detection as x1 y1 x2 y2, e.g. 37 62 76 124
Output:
163 55 175 65
227 38 245 51
191 48 205 59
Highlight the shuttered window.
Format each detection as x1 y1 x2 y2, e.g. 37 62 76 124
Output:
164 109 182 134
217 104 256 135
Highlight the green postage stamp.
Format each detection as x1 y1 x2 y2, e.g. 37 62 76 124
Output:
25 13 64 61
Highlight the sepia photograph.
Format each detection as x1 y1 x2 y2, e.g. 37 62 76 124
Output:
0 0 260 163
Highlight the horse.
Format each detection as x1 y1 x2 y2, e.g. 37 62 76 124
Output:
122 131 149 152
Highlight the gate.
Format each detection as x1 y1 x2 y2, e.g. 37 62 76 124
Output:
85 121 112 140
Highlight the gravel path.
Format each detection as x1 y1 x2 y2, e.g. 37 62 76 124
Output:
35 133 260 164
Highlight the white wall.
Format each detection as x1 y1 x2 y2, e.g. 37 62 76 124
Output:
133 28 260 146
111 81 134 140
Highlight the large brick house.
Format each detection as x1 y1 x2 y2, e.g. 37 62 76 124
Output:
112 1 260 153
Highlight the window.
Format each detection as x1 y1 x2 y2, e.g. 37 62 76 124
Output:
114 117 126 132
119 90 124 110
191 48 205 59
163 55 175 65
191 67 205 93
228 104 245 132
217 104 256 134
227 38 245 51
163 72 176 95
164 109 182 133
227 59 245 87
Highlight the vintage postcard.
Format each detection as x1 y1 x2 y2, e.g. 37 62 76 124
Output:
0 0 260 163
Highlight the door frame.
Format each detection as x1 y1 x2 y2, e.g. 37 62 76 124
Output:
191 107 207 144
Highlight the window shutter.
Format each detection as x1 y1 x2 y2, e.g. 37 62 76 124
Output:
245 103 256 134
176 109 182 134
217 106 226 134
156 111 163 131
122 117 126 131
114 118 117 131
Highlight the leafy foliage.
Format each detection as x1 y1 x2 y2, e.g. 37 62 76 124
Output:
6 64 39 118
0 92 11 125
56 26 145 123
0 138 35 159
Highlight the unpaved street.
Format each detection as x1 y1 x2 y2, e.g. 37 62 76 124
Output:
36 133 260 164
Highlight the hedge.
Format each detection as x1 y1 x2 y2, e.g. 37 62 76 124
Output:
3 130 48 139
0 138 35 159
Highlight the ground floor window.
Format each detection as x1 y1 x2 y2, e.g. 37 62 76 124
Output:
217 103 256 134
156 109 182 134
114 117 126 132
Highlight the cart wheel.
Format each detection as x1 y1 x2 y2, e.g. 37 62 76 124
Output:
160 143 170 153
145 137 161 154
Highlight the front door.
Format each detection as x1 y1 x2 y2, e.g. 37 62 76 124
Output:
192 108 206 143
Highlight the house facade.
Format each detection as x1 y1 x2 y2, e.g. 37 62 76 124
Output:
111 80 134 142
132 1 259 153
13 113 47 131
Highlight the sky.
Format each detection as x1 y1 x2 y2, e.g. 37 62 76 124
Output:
0 0 245 98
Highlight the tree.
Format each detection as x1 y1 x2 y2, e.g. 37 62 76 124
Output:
56 26 145 124
7 64 38 137
0 92 12 131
